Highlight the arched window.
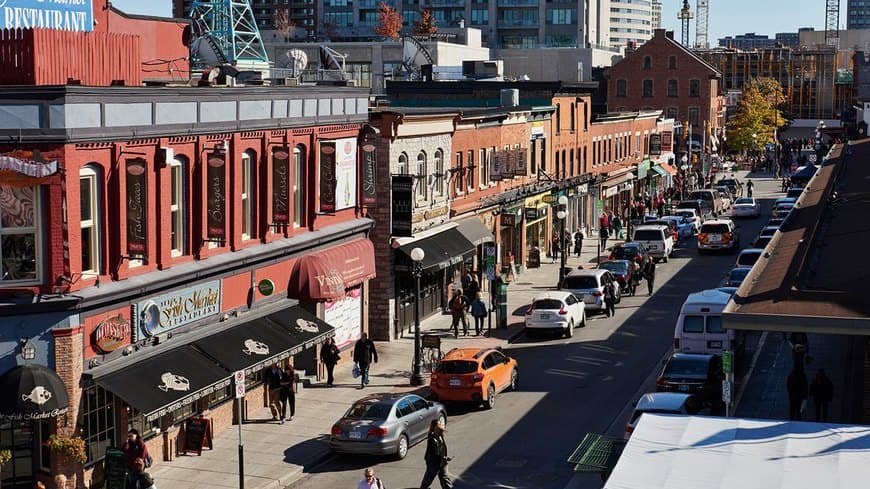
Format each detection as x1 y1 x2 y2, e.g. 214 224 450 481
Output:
170 156 187 256
293 145 306 227
80 165 100 275
397 153 408 174
241 150 256 239
416 151 427 200
434 149 444 196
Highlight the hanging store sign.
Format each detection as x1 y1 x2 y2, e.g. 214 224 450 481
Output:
334 137 357 210
490 151 503 181
319 141 336 213
524 207 540 221
516 149 528 176
503 149 515 178
576 183 588 195
133 280 222 339
500 213 516 227
125 158 148 257
271 147 291 224
391 175 413 237
206 152 226 240
649 134 662 156
360 140 377 205
93 315 131 353
0 0 94 33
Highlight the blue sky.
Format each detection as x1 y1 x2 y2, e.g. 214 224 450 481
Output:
110 0 842 43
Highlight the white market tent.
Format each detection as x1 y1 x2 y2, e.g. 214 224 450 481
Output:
604 414 870 489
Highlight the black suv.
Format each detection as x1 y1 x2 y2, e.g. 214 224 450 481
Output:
608 242 648 264
656 353 725 413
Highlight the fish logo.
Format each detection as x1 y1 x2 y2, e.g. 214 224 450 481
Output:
295 318 319 334
242 339 269 356
21 386 52 406
158 372 190 392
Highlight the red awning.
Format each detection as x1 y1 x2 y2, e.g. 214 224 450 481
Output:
658 162 677 175
288 238 376 301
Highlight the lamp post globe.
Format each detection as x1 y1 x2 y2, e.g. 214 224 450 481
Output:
410 247 426 386
558 195 569 207
556 205 568 289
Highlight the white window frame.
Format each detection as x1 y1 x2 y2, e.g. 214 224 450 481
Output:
241 151 255 240
0 184 42 284
169 158 186 257
79 167 100 276
415 152 427 201
434 149 445 197
293 146 305 228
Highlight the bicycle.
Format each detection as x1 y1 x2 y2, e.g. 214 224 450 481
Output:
421 347 441 373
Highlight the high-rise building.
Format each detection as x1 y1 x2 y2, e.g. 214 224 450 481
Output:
775 32 800 48
608 0 654 48
718 33 777 50
651 0 662 30
847 0 870 29
173 0 317 40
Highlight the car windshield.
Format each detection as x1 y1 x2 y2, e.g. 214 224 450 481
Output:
737 252 761 267
701 224 730 234
563 276 598 289
730 268 750 281
344 400 391 420
735 198 753 205
532 299 564 310
634 230 663 241
664 358 710 377
600 262 628 273
676 211 694 219
754 237 771 248
438 360 478 375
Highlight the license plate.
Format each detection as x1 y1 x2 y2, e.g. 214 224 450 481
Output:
710 236 721 242
349 431 362 439
708 340 723 348
648 245 657 250
449 379 461 387
678 384 690 392
540 313 550 320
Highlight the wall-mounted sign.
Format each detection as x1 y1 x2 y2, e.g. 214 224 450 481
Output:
125 158 148 257
257 279 275 296
524 207 540 221
662 132 674 153
500 213 516 227
531 121 545 139
360 141 377 205
271 147 290 224
319 142 336 213
576 183 589 195
503 149 515 178
133 280 222 339
649 134 662 156
516 149 528 176
206 153 226 240
334 138 358 210
1 0 94 32
391 175 413 237
490 151 503 181
93 315 131 353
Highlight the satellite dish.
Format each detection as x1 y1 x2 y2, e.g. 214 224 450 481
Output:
277 49 308 74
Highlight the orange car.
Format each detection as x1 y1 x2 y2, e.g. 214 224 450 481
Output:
429 347 518 409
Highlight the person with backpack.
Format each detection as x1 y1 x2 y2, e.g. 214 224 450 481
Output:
603 280 617 318
448 289 469 337
357 467 385 489
470 292 488 336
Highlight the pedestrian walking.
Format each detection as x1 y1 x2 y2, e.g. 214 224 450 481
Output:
470 291 488 336
464 273 479 306
279 365 297 422
627 259 639 296
809 369 834 422
603 280 616 318
574 230 584 258
352 333 378 388
506 251 516 282
420 418 453 489
320 337 340 388
125 457 154 489
787 368 808 421
448 289 469 337
122 429 151 471
642 256 656 296
264 363 285 421
599 227 608 252
357 467 385 489
551 234 561 263
746 179 754 198
611 214 622 240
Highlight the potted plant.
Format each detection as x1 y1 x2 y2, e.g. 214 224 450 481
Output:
0 449 12 488
47 434 87 465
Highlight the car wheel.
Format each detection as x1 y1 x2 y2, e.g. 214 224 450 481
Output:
485 384 496 409
396 433 409 460
663 253 669 263
565 319 574 338
437 412 447 430
579 312 586 328
508 369 518 391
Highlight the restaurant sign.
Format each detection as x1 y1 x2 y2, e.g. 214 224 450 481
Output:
1 0 94 32
93 314 131 353
133 280 222 340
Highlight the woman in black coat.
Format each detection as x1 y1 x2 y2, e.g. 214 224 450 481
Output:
320 337 340 388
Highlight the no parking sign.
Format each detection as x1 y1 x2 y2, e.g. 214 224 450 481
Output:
234 370 246 398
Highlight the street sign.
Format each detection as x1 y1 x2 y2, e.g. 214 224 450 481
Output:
722 380 732 404
722 350 733 374
234 370 246 399
484 243 496 281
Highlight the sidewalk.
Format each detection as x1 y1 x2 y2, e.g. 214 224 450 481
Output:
150 241 614 489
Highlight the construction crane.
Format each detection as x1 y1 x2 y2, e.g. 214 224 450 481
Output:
695 0 709 49
677 0 693 47
188 0 269 72
824 0 839 48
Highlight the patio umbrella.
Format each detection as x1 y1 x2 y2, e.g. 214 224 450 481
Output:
0 364 70 421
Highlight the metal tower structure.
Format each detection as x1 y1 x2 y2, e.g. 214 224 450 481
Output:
189 0 269 70
695 0 709 49
677 0 694 47
824 0 839 47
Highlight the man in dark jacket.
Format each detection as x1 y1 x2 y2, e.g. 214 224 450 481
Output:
420 418 453 489
642 256 656 296
809 369 833 422
353 333 378 388
264 363 284 421
786 368 808 420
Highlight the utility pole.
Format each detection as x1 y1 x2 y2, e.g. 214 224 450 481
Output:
677 0 693 47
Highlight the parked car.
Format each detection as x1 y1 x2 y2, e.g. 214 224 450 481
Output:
698 220 740 254
735 248 764 269
632 224 674 262
644 219 680 243
677 199 708 219
717 178 742 198
674 208 702 233
714 186 732 210
688 190 720 215
562 269 621 313
673 289 745 357
624 392 708 439
774 197 796 207
609 242 649 264
429 347 519 409
524 291 586 337
773 202 795 218
656 353 725 411
330 393 447 459
752 235 772 249
786 187 804 200
598 260 633 294
724 267 750 287
730 197 761 218
660 215 696 240
767 217 786 229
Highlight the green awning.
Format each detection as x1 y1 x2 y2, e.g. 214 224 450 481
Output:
650 165 670 177
567 433 627 473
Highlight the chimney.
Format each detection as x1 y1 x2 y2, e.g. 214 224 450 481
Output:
665 30 674 40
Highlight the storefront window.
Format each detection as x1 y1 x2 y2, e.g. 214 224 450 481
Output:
207 385 233 409
0 185 40 284
79 385 117 463
128 409 160 444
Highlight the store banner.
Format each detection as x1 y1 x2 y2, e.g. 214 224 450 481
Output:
334 137 358 210
662 132 673 153
360 140 377 205
391 175 413 237
206 152 227 240
491 151 503 181
516 149 528 177
271 147 291 224
125 158 148 257
649 134 662 156
319 141 336 213
504 149 515 178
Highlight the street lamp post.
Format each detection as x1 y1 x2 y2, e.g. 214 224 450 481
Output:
680 155 689 199
557 195 569 289
409 247 425 386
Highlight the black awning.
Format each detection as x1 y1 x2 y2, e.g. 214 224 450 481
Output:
0 364 70 422
398 228 475 270
262 305 335 350
193 317 303 375
455 216 494 246
93 345 231 422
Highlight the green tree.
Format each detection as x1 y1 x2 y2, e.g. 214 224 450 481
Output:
374 2 403 40
726 77 788 152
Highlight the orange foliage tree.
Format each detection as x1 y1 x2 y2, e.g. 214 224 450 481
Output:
374 2 403 40
413 9 438 37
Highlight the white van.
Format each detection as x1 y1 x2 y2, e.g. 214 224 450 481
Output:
632 224 674 262
673 288 745 356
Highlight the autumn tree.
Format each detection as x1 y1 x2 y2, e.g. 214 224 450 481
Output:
374 2 403 40
725 77 788 152
413 9 438 37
